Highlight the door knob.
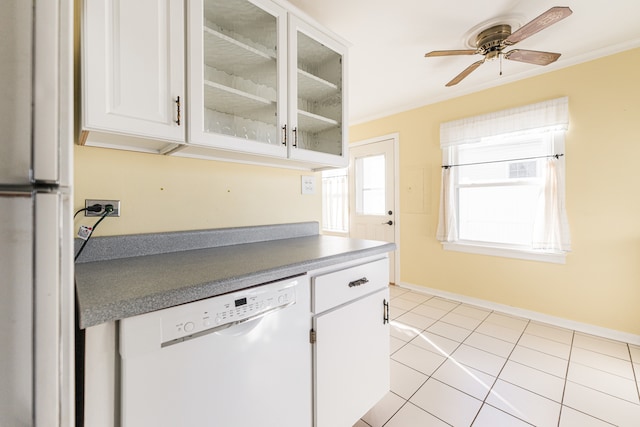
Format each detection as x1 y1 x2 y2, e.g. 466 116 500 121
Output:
382 220 393 226
388 210 393 215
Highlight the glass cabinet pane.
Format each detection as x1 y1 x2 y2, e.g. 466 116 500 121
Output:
296 31 343 156
201 0 279 145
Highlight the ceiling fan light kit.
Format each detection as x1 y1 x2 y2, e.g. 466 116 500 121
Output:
425 6 573 86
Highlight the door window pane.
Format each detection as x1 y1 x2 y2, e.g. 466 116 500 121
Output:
355 155 385 215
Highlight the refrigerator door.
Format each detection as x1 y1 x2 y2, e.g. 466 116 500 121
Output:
0 192 34 426
0 191 74 427
0 0 72 187
34 191 74 426
33 0 60 184
0 1 33 185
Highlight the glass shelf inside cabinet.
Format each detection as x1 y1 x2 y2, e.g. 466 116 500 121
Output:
201 0 279 144
296 31 343 155
297 69 338 101
298 110 338 134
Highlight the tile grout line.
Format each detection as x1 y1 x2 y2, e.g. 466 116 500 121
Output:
386 291 640 426
469 316 532 427
556 329 575 427
403 299 543 426
627 343 640 405
416 306 509 426
417 303 490 427
387 294 479 426
558 331 627 426
381 294 463 427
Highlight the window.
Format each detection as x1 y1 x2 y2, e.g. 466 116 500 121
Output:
322 168 348 233
355 154 386 216
437 97 571 263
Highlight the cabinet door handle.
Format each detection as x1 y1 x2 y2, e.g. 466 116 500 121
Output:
282 124 287 146
175 96 181 126
383 299 389 324
292 127 298 148
348 277 369 288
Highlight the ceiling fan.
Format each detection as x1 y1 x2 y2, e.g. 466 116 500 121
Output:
425 6 573 87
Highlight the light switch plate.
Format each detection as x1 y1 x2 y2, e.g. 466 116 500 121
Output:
301 175 315 195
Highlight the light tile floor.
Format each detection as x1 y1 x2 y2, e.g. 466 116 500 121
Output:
355 286 640 427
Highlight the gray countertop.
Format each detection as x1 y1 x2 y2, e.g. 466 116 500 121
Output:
75 222 395 328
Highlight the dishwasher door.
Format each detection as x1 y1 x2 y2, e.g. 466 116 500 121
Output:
119 276 311 427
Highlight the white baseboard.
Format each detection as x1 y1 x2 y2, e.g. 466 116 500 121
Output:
398 282 640 346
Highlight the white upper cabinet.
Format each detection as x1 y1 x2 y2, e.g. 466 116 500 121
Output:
288 16 347 167
81 0 185 153
184 0 288 158
176 0 348 169
80 0 348 169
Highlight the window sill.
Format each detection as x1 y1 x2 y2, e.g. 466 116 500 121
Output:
442 241 566 264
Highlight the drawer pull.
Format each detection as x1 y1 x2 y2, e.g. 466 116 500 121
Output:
383 299 390 324
348 277 369 288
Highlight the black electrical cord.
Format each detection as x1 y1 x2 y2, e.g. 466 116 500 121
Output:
74 205 113 262
73 204 102 219
73 208 87 219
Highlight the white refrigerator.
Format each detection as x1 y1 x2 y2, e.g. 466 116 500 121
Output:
0 1 74 426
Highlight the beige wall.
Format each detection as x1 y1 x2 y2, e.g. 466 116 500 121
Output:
350 48 640 336
74 147 321 236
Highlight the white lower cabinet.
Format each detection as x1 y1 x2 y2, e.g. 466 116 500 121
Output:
81 257 390 427
311 257 390 427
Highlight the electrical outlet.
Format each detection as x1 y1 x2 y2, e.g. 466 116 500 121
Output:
85 199 121 217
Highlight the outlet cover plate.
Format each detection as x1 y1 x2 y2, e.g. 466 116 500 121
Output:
85 199 121 217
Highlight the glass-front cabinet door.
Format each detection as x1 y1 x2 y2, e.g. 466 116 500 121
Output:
188 0 287 158
187 0 348 168
288 16 348 167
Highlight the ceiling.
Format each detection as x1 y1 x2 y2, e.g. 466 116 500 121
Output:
287 0 640 124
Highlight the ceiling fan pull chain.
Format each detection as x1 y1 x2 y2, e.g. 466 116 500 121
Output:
500 54 503 76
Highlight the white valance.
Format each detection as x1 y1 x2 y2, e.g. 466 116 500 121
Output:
440 97 569 148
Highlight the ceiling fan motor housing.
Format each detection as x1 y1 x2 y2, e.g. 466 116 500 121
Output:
476 24 511 60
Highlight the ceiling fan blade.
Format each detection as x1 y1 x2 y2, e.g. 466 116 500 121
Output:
425 49 477 57
504 49 561 65
446 60 484 87
504 6 572 45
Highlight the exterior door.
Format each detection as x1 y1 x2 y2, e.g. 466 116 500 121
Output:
349 137 397 283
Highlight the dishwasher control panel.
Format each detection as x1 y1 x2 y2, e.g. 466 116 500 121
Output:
160 277 299 345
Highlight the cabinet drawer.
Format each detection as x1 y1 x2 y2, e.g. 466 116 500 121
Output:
312 258 388 313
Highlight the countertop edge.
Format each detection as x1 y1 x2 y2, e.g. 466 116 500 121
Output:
75 221 320 263
78 241 395 328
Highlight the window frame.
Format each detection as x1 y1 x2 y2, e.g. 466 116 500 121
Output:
321 167 349 234
441 130 567 264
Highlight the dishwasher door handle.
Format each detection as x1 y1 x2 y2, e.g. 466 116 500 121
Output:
161 300 296 348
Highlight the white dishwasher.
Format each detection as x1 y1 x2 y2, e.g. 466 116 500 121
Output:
119 274 311 427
